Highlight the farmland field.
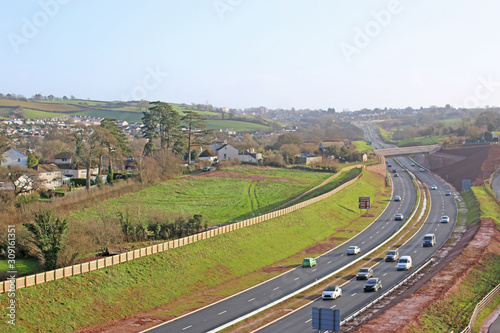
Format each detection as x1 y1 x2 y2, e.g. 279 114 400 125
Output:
70 166 334 226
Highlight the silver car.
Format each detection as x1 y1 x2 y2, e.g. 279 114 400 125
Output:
347 246 361 255
322 285 342 300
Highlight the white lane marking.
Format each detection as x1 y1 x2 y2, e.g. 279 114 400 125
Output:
218 311 227 315
383 273 387 276
351 293 357 296
328 261 332 264
414 250 418 253
331 305 337 308
341 254 345 256
361 242 365 244
312 269 317 272
248 298 255 302
294 277 299 281
376 231 379 234
305 319 312 324
435 228 438 231
273 287 279 291
182 326 192 330
370 236 373 239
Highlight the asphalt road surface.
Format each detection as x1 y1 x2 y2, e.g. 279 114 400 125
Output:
144 163 417 332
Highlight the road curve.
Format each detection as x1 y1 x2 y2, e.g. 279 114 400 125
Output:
143 169 415 332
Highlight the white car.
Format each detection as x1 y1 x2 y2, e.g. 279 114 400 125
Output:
394 195 401 201
322 285 342 300
441 215 450 223
347 246 361 255
431 185 437 190
419 168 425 172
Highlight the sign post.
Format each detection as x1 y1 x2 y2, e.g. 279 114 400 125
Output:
312 307 340 332
359 196 370 214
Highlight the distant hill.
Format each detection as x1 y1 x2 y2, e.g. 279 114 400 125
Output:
0 99 272 132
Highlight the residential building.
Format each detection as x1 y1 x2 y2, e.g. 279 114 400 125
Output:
199 149 218 163
52 152 72 164
1 148 28 168
36 164 63 189
209 141 238 161
238 148 263 164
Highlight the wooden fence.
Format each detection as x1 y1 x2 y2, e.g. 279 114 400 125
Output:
0 166 365 293
461 283 500 333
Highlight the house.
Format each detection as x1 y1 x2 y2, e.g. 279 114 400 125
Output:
1 148 28 168
296 152 322 165
198 149 218 163
55 164 99 179
36 164 63 189
52 152 72 164
209 141 238 161
238 148 263 164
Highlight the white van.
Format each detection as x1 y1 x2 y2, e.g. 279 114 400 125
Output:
423 233 436 247
396 255 412 270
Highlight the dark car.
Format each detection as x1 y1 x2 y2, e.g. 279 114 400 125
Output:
356 267 374 280
394 173 399 177
392 169 397 173
385 249 400 262
364 278 382 292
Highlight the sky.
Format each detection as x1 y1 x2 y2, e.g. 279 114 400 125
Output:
1 0 500 111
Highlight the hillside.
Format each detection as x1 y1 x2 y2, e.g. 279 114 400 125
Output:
0 99 272 131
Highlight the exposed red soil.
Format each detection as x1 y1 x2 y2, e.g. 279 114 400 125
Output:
418 144 500 191
350 219 500 333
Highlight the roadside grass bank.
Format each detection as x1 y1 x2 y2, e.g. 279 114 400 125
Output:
225 173 426 332
473 294 500 332
417 187 500 332
351 140 374 152
461 190 481 226
299 168 362 202
472 186 500 229
0 170 386 332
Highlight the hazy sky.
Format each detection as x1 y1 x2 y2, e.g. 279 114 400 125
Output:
1 0 500 110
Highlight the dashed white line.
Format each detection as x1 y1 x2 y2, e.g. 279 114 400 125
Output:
383 273 387 276
351 293 357 296
248 298 255 302
435 228 438 231
361 242 365 244
327 261 332 264
331 305 337 308
294 277 299 281
312 269 317 272
273 287 279 291
182 325 192 330
370 236 373 239
305 319 312 324
218 311 227 315
341 254 345 256
414 250 418 253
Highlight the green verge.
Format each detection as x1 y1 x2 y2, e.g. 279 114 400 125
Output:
0 169 387 332
417 187 500 332
472 186 500 229
461 190 481 226
351 140 374 152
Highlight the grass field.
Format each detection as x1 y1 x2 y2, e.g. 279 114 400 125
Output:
0 259 39 277
397 135 448 146
351 140 374 152
205 119 270 131
70 167 333 226
0 169 388 332
375 124 393 143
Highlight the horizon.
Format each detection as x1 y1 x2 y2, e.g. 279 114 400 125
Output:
1 1 500 110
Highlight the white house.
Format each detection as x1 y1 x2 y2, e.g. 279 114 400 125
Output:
1 148 28 168
55 164 99 178
199 149 218 163
238 149 263 164
209 141 239 161
51 152 72 164
36 164 63 189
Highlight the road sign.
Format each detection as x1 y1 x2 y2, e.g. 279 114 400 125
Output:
462 179 471 191
359 196 370 209
312 307 340 332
